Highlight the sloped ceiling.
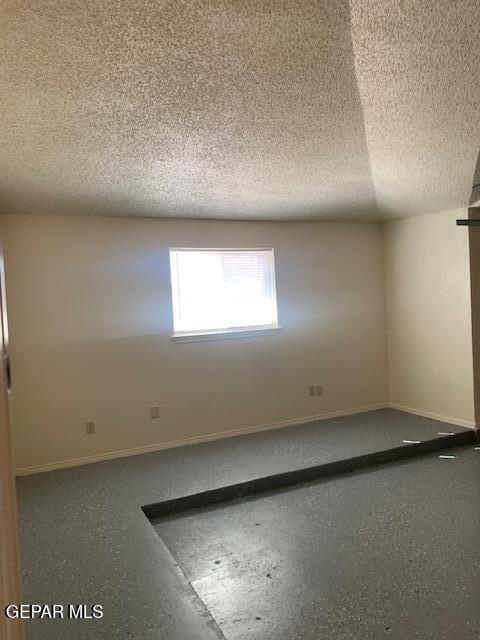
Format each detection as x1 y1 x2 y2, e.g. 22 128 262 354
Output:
0 1 479 221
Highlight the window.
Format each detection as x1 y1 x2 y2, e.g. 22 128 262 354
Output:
169 248 279 339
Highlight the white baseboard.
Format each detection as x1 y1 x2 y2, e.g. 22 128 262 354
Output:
388 402 476 430
16 401 474 477
14 402 389 476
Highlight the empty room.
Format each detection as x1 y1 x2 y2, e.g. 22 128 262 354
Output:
2 1 480 639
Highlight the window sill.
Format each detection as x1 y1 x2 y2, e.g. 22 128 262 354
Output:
171 326 281 343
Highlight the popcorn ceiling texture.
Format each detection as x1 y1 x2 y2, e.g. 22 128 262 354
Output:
0 0 479 220
350 0 480 218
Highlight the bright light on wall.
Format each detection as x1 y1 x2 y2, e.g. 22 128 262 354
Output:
169 248 279 335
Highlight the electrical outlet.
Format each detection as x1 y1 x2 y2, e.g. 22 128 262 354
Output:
316 384 323 397
308 385 315 397
150 406 160 420
85 421 95 435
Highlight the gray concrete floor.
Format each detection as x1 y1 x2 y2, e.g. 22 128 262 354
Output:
15 409 477 639
155 449 480 639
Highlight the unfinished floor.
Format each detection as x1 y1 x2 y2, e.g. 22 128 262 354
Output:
16 409 480 639
154 452 480 640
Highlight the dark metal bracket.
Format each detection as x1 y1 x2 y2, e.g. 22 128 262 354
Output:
456 219 480 226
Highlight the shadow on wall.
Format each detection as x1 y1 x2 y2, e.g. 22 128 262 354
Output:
470 148 480 207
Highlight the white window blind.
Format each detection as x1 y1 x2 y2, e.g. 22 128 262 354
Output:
169 248 278 335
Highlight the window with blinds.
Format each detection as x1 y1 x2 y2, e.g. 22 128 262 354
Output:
169 248 278 336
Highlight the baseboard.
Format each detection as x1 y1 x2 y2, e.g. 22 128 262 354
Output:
14 402 389 476
15 401 476 477
388 402 476 430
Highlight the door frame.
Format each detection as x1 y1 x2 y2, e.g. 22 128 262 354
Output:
0 215 23 640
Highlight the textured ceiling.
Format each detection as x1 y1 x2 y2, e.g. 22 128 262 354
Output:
1 1 479 221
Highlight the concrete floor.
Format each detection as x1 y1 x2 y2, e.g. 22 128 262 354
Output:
155 450 480 639
15 409 477 639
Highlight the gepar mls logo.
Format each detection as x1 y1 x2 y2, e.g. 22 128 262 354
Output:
5 604 103 620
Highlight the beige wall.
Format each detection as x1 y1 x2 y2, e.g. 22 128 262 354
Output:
4 214 389 471
383 209 475 426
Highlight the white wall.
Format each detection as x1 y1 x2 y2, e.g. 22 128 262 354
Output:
383 209 475 426
4 214 389 471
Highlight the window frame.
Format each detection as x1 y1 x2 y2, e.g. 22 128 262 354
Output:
169 247 281 342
